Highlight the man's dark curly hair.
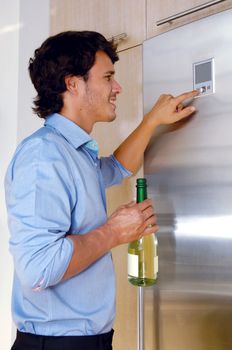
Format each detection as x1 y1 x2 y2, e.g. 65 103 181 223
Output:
28 31 119 119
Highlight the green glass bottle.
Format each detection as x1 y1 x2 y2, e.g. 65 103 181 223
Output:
128 178 158 287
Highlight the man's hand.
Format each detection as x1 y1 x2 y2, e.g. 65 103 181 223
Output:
104 199 159 247
144 90 199 128
114 90 199 175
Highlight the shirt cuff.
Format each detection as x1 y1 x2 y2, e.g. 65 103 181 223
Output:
110 155 132 178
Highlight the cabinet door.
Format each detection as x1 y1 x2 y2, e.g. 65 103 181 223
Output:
91 46 143 350
50 0 146 51
147 0 232 38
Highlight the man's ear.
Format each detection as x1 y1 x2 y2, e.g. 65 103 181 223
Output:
64 76 80 94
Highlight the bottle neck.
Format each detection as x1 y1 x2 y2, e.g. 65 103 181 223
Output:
136 186 147 203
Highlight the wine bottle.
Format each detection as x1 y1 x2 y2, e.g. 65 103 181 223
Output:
128 178 158 287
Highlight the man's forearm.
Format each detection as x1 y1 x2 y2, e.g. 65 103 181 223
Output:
113 117 155 174
62 224 115 281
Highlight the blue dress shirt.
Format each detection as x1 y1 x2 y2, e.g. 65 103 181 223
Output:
5 113 131 336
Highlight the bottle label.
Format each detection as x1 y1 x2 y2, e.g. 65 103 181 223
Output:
128 254 139 277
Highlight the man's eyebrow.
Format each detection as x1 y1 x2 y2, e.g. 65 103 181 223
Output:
104 70 115 75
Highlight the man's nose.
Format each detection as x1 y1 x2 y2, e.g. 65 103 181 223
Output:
112 79 122 94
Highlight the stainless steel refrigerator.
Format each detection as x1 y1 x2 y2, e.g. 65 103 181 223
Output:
143 8 232 350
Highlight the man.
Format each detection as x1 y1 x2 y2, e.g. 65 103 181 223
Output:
5 31 197 350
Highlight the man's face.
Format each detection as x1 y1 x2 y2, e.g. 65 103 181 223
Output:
80 50 122 124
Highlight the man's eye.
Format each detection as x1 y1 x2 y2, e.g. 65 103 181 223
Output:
105 76 112 81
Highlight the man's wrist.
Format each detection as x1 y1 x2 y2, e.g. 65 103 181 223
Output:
143 112 160 130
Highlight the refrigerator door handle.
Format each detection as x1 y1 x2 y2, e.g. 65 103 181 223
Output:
156 0 226 26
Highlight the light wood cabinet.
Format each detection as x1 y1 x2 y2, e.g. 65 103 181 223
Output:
147 0 232 38
50 0 146 51
91 46 143 350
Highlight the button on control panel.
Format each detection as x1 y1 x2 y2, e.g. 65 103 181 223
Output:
193 58 215 96
199 86 206 93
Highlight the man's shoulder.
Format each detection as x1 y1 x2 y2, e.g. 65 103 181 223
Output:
21 125 59 146
20 125 70 152
13 126 70 165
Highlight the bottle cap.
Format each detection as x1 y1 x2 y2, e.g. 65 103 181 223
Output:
136 178 147 187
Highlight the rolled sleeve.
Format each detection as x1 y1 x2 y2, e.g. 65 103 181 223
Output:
99 155 132 188
6 138 76 291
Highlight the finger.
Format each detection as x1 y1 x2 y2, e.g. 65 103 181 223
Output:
137 198 153 211
142 206 155 221
176 103 184 112
145 213 157 226
175 105 196 121
174 90 198 105
139 212 157 231
143 223 159 236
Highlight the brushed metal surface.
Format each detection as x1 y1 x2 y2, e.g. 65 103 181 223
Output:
143 9 232 350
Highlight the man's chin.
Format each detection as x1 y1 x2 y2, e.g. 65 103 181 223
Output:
108 114 117 122
95 112 117 124
105 112 117 123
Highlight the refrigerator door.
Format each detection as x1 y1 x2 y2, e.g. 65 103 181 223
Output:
143 9 232 350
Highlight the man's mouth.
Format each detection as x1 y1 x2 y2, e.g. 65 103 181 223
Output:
109 97 117 108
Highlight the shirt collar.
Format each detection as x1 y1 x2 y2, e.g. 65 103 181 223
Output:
44 113 92 149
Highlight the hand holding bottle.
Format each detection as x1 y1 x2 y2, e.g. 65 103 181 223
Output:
105 199 159 246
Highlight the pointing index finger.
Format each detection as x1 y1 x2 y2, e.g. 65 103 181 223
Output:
174 90 199 105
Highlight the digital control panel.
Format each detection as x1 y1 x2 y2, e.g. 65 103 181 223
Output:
193 58 215 96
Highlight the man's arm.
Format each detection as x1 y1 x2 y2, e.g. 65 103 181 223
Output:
114 91 198 174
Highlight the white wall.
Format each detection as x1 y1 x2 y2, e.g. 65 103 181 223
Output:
17 0 50 142
0 1 19 347
0 1 49 348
